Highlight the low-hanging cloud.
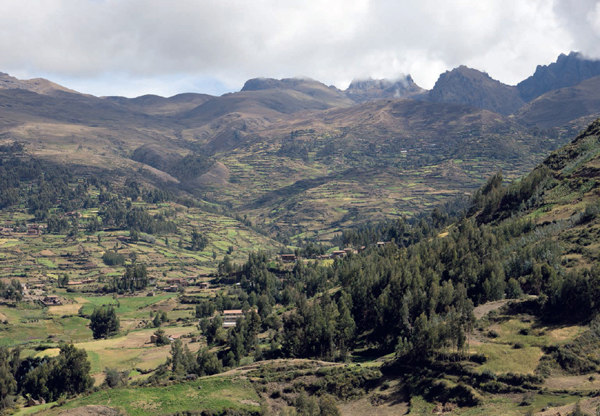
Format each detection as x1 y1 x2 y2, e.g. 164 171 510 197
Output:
0 0 593 97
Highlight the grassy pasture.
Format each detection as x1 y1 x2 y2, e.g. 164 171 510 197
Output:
40 377 260 416
472 343 543 374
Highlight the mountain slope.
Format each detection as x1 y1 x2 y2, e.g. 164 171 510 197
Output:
204 98 565 238
175 78 356 153
514 75 600 128
182 77 354 123
0 72 81 97
105 93 214 116
0 87 174 127
472 117 600 271
240 76 354 108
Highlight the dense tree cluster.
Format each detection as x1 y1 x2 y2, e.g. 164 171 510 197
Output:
0 279 22 301
189 228 209 251
99 202 177 235
470 167 552 224
45 215 71 234
101 250 126 266
148 339 222 384
281 293 355 361
105 264 149 293
0 343 93 410
153 328 170 346
225 311 262 366
213 189 600 364
0 155 178 240
89 305 120 339
195 299 216 318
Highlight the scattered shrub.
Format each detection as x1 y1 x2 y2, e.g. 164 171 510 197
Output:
487 330 500 338
519 393 535 406
470 353 488 364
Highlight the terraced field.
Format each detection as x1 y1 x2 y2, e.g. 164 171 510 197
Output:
0 200 281 284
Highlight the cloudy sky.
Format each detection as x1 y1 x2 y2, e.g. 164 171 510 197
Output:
1 0 599 97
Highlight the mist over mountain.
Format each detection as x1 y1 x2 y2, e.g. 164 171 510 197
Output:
344 75 424 103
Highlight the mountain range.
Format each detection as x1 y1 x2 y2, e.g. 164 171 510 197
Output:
2 51 600 239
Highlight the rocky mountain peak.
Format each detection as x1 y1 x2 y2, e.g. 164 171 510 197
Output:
425 66 524 115
517 51 600 102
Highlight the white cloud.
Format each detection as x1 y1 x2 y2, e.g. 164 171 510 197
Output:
553 0 600 58
0 0 595 97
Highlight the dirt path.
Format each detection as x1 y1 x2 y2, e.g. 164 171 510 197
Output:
474 296 539 320
339 397 409 416
536 396 600 415
211 358 342 378
544 373 600 390
473 299 511 319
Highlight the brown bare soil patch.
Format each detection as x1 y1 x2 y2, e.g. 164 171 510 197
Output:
195 162 231 185
46 304 82 316
544 373 600 390
240 400 260 407
130 400 160 411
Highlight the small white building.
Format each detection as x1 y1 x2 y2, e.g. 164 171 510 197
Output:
222 309 245 328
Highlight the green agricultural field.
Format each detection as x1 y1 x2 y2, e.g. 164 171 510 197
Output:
36 258 57 268
34 326 200 377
